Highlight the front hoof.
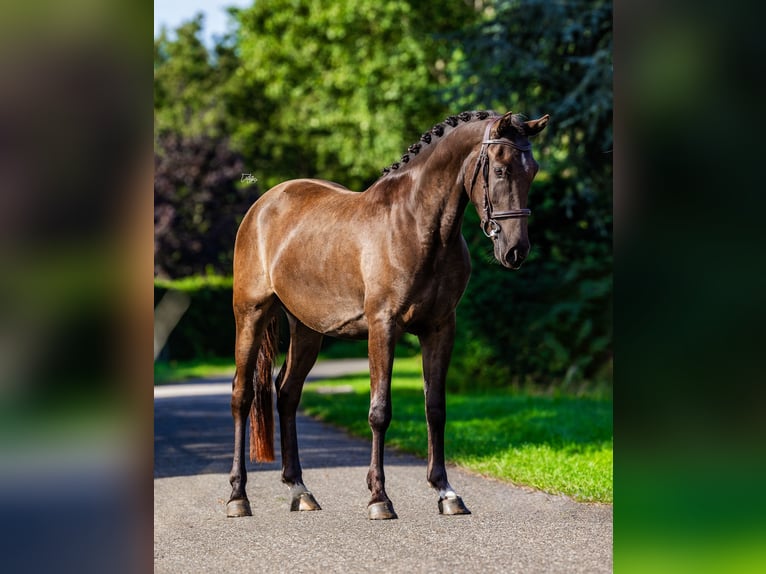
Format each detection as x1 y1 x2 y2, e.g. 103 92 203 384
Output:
438 496 471 515
226 498 252 517
290 491 321 512
368 500 398 520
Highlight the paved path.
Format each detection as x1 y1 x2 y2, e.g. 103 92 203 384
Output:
154 360 612 573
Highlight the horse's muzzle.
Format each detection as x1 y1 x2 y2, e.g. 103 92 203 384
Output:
503 245 528 270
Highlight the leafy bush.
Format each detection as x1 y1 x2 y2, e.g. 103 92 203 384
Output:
450 179 612 392
154 276 235 361
154 133 260 279
444 0 612 391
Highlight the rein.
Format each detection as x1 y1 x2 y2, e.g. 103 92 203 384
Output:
470 121 532 238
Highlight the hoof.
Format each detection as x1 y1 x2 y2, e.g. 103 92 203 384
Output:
290 491 321 512
226 498 252 517
368 500 398 520
438 496 471 515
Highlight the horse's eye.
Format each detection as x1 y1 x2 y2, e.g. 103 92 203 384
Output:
494 167 504 177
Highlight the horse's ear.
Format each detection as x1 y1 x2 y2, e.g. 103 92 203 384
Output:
491 111 515 138
523 115 550 137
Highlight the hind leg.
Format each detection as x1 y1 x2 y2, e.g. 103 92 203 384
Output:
276 315 323 511
227 299 275 517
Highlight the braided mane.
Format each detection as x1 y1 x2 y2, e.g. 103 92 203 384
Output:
380 110 497 177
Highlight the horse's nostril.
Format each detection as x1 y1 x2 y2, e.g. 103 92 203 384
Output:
506 248 526 268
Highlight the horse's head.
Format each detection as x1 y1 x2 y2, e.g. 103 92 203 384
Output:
468 112 549 269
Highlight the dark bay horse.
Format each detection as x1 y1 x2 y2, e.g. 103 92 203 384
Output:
227 110 549 520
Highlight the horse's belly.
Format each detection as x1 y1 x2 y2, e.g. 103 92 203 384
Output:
273 276 369 339
288 304 370 340
321 315 369 339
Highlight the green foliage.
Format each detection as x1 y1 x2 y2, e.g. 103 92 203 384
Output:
446 0 612 388
154 21 261 279
154 132 260 278
154 15 240 139
154 356 235 385
154 274 233 291
233 0 477 190
447 0 612 154
154 277 235 360
451 189 612 390
301 356 613 502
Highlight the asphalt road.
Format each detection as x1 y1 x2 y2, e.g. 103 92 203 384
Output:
154 360 612 573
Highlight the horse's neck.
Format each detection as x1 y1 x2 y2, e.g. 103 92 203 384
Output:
408 123 484 244
365 121 485 248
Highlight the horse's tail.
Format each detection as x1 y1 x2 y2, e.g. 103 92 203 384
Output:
249 316 277 462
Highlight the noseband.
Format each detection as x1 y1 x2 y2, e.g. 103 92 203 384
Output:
470 121 532 238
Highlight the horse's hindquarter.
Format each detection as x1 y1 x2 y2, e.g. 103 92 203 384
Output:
254 180 371 337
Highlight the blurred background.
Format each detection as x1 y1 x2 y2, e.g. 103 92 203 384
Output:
0 1 152 572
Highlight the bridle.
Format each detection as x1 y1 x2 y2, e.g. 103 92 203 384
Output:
469 121 532 239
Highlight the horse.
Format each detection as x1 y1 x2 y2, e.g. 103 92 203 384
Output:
226 110 549 520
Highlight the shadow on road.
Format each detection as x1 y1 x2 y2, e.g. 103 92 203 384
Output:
154 391 420 478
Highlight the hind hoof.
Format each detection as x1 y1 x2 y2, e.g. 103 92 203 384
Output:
226 498 252 517
368 500 398 520
290 491 321 512
438 496 471 515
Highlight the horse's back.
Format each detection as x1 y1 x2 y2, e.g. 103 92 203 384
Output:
263 177 355 205
240 178 362 233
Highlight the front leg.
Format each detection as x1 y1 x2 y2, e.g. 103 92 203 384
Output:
366 317 398 520
418 315 470 515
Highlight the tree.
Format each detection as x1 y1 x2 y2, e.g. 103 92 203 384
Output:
232 0 478 190
154 14 249 140
445 0 613 388
154 16 262 279
154 132 259 278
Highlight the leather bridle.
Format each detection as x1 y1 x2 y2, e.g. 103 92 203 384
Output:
469 121 532 238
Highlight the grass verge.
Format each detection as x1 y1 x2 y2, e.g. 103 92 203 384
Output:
300 356 613 503
154 357 235 384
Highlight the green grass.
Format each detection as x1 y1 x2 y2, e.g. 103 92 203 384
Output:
301 356 613 503
153 352 354 384
154 357 236 384
154 275 233 291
